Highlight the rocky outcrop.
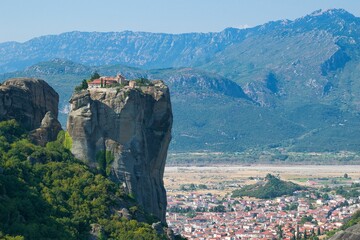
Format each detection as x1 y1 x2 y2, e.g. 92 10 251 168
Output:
243 81 277 107
0 78 59 130
329 224 360 240
321 48 351 76
67 81 173 223
30 111 62 146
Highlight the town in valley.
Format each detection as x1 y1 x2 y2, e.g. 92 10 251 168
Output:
164 165 360 239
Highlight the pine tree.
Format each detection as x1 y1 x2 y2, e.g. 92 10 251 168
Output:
277 225 283 238
296 225 300 239
81 79 88 89
91 71 101 80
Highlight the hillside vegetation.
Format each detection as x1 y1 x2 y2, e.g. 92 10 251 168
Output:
0 120 163 239
232 174 304 199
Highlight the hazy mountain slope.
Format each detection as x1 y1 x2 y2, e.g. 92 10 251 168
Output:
2 9 360 155
200 30 338 107
170 96 304 152
0 60 307 152
200 9 360 109
1 9 359 110
148 68 250 99
2 58 360 154
1 9 358 75
0 29 251 73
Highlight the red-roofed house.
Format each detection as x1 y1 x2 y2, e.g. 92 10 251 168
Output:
88 74 127 88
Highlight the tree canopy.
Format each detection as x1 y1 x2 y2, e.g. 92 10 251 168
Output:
232 174 304 199
0 120 162 239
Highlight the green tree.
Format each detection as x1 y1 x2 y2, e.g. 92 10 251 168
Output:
0 232 25 240
300 215 314 224
210 205 226 212
342 210 360 230
134 78 152 86
322 193 330 200
186 210 196 218
81 79 88 89
63 131 73 150
91 71 101 80
198 184 208 189
277 225 283 238
75 79 89 91
96 150 114 177
296 225 300 240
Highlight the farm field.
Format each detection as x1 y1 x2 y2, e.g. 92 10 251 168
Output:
164 165 360 196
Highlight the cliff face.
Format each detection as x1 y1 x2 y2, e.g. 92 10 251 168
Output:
67 81 173 223
0 78 59 130
329 224 360 240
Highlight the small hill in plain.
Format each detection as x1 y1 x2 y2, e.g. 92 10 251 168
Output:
232 174 304 199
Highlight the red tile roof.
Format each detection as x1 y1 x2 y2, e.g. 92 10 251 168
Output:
88 78 117 85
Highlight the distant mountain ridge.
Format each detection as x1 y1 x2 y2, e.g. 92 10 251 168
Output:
2 9 360 159
0 29 247 72
1 9 358 73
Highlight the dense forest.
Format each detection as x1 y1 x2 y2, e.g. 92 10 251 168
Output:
0 120 164 239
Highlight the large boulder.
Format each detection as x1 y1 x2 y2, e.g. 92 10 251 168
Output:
0 78 59 130
30 111 62 146
67 81 173 223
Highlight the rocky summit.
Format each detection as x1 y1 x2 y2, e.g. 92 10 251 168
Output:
0 78 61 144
67 80 173 223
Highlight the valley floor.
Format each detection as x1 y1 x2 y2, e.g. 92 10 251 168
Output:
164 165 360 193
164 165 360 239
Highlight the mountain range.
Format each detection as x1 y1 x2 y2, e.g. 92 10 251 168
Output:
1 9 360 162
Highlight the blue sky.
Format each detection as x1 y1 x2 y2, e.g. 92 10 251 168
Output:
1 0 360 43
